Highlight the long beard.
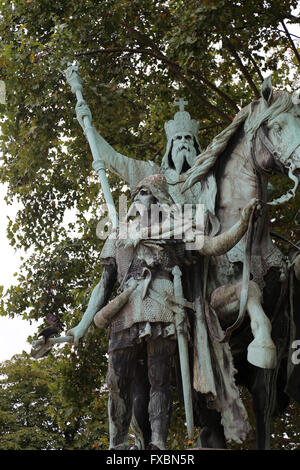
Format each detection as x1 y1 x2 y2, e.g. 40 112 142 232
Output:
172 148 195 174
172 150 188 174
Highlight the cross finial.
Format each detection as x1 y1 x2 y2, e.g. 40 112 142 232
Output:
174 98 188 112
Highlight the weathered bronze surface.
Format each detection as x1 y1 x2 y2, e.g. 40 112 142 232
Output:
32 71 300 450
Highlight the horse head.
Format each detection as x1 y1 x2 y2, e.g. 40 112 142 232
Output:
245 76 300 205
183 77 300 208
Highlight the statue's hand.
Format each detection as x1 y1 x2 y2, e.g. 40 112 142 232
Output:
241 198 260 224
66 324 87 346
75 100 92 129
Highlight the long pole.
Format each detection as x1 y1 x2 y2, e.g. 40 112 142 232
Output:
64 63 118 228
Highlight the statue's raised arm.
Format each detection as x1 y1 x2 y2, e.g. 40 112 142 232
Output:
75 99 160 189
75 87 205 208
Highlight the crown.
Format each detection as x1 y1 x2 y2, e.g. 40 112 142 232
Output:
164 98 200 140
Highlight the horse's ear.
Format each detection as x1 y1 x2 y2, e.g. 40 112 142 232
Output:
261 76 273 105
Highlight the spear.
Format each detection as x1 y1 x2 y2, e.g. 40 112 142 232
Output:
64 62 118 228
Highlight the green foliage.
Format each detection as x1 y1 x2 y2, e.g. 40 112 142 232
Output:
0 0 299 450
0 353 65 449
0 341 109 450
0 0 298 324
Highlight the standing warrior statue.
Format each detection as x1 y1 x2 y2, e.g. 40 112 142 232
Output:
62 65 260 447
67 172 257 450
71 70 235 444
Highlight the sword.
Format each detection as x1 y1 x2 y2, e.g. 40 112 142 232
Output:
172 265 194 439
64 63 118 229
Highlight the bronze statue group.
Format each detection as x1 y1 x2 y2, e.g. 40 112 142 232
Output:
35 70 299 450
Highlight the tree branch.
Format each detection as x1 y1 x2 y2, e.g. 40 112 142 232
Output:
75 46 232 123
187 69 240 112
161 60 232 123
222 37 260 99
281 20 300 66
118 22 232 123
198 121 228 131
76 47 238 112
278 29 300 40
75 48 143 57
242 50 264 82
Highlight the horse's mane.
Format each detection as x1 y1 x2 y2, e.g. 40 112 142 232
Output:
245 90 295 135
184 91 296 188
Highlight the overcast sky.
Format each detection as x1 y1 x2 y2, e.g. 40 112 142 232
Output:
0 184 39 361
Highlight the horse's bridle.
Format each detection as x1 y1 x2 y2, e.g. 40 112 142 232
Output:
250 124 283 175
251 123 299 206
252 123 300 172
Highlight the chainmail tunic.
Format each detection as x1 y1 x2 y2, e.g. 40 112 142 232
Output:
100 233 186 348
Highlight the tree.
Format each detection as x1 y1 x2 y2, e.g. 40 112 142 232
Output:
0 0 299 450
0 352 66 449
0 345 109 450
